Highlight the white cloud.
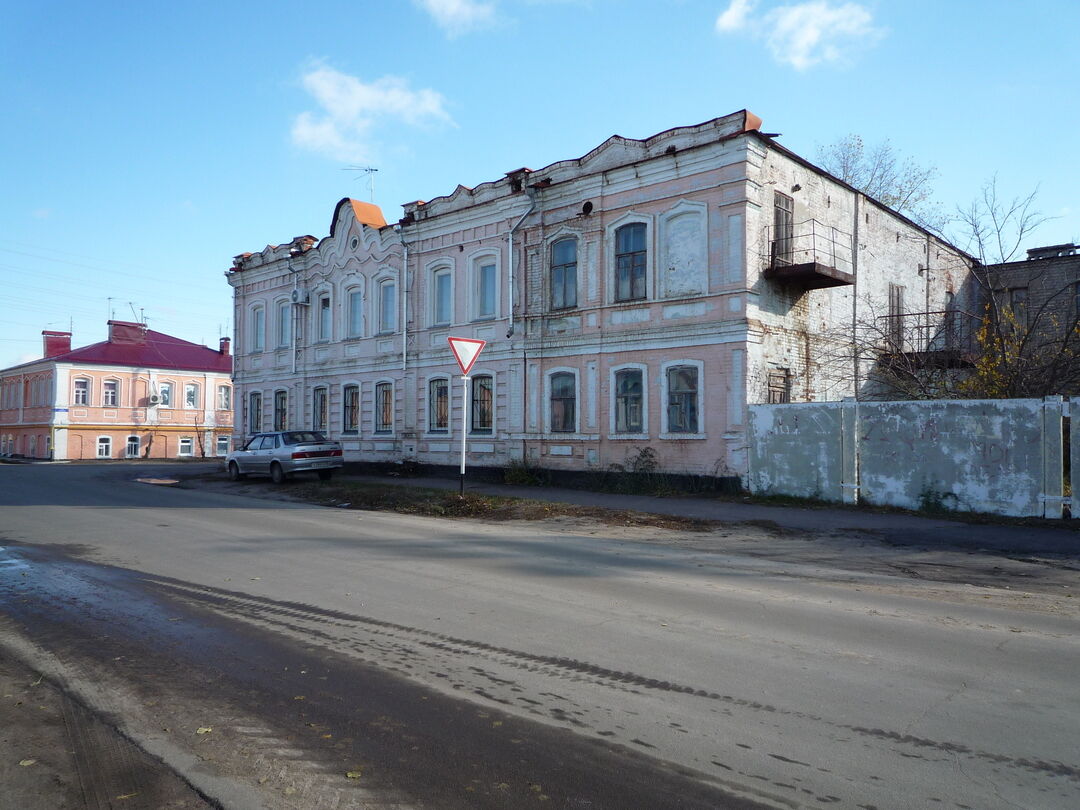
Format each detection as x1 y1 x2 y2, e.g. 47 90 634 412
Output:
715 1 883 70
414 0 497 36
291 65 453 163
716 0 756 32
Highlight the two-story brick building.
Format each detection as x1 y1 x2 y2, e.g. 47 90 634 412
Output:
0 321 234 460
227 110 972 480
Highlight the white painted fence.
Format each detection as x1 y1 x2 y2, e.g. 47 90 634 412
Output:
747 397 1070 518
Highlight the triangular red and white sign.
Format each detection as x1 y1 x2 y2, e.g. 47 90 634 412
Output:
447 336 486 375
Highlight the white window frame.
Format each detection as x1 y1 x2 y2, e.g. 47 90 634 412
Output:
184 383 200 409
125 435 140 458
345 285 365 338
425 375 451 435
217 384 231 411
248 390 263 432
178 437 194 457
376 276 397 334
216 435 230 456
312 386 329 431
102 379 120 407
543 367 580 435
469 251 500 321
469 370 496 436
250 304 266 353
373 379 395 435
158 381 174 408
342 383 360 434
549 236 579 311
431 265 454 326
276 299 292 348
96 435 112 459
659 359 705 439
605 212 653 304
315 291 333 342
273 389 288 431
73 377 90 406
609 363 649 438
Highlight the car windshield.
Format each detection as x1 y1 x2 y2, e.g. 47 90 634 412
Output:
282 431 328 445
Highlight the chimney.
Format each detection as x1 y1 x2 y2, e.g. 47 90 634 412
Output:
42 330 72 358
107 320 147 345
219 337 231 355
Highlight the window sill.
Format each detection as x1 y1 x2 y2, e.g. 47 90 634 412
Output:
471 316 496 323
608 433 650 440
660 432 706 440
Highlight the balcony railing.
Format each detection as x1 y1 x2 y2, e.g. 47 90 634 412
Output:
764 219 854 289
877 310 979 367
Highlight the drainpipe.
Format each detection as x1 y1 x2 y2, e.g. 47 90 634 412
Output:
851 195 860 399
400 230 409 371
507 190 537 338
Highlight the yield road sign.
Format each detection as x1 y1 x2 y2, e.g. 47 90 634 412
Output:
447 337 486 376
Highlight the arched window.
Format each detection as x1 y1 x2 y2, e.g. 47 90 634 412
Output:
665 365 699 434
277 300 292 347
551 238 577 310
550 372 576 433
343 385 359 433
312 387 328 431
249 391 262 432
378 279 397 333
428 378 449 433
73 378 90 406
470 375 493 434
102 380 119 407
433 268 453 325
615 223 647 302
614 368 644 433
375 382 394 433
251 305 265 352
347 288 364 337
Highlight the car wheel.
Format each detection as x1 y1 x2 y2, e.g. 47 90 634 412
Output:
317 469 333 481
227 461 244 481
270 462 287 484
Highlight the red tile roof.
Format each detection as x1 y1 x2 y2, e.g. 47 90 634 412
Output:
5 328 232 374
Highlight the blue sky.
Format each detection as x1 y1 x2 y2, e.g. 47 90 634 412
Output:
2 0 1077 368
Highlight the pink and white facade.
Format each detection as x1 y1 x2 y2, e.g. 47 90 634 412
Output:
0 321 234 460
227 110 972 480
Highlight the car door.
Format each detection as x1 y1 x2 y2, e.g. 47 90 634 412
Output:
236 435 262 473
251 434 275 475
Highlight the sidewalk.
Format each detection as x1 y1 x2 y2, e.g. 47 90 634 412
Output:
337 472 1080 558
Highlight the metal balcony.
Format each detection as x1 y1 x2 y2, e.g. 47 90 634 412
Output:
764 219 855 290
877 310 978 368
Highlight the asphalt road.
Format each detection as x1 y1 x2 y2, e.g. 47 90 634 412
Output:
1 462 1078 809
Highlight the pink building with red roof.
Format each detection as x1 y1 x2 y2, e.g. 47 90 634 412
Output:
0 321 234 460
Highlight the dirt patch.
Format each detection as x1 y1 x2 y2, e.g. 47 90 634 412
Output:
0 651 211 809
181 473 719 533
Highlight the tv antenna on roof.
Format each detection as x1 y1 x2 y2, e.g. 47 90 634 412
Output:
342 165 379 202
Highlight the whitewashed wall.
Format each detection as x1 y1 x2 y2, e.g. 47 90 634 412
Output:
748 398 1067 518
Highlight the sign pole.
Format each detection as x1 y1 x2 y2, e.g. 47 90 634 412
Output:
460 375 469 496
446 336 486 498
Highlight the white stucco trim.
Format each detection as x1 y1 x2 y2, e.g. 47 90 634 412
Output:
659 358 706 440
608 362 650 439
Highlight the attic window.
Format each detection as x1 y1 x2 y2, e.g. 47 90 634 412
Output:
510 178 522 192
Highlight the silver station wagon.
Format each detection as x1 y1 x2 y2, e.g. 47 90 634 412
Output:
226 431 343 483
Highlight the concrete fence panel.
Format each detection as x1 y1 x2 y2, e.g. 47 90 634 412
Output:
747 403 843 500
748 397 1066 518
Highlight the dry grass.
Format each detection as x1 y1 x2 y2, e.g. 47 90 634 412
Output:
288 480 718 532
